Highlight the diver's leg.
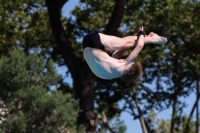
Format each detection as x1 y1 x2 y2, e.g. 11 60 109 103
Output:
99 32 167 52
111 32 167 59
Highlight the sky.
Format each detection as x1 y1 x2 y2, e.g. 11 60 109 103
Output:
60 1 198 133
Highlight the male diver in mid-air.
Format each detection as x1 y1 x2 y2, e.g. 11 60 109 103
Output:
82 26 167 82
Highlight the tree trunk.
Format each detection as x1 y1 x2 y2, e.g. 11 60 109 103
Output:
132 86 147 133
45 0 97 132
170 93 177 133
185 86 199 133
171 71 179 133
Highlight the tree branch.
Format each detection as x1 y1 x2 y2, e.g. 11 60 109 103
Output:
104 0 126 35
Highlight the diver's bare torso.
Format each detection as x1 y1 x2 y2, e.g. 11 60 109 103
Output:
83 47 132 79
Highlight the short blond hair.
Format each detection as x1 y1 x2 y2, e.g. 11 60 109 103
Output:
121 62 143 83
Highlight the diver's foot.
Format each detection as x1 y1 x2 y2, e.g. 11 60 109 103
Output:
148 32 167 45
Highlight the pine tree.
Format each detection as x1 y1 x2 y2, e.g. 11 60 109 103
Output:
0 48 84 133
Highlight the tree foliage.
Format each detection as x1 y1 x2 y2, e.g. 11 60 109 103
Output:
146 111 198 133
0 0 56 59
1 0 200 132
0 48 83 133
65 0 200 132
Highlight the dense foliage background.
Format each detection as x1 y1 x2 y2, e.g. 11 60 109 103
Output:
0 0 199 133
